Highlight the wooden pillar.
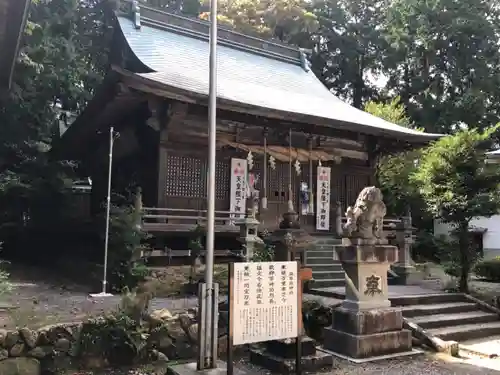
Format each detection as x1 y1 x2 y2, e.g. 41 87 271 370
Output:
366 136 379 185
154 99 188 208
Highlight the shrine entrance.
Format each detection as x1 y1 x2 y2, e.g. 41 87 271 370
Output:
259 160 300 229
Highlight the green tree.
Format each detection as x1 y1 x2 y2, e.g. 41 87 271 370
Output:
199 0 318 46
143 0 202 17
384 0 500 133
0 0 109 255
365 97 423 216
411 125 500 292
311 0 389 107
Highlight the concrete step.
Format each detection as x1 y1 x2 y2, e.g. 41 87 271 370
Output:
401 301 478 318
310 278 345 288
391 293 466 306
308 264 344 273
313 237 341 245
305 257 337 265
312 270 345 280
307 250 335 258
429 321 500 342
409 311 498 330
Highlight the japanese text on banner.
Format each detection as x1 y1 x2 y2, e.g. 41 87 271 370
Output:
230 158 248 220
316 166 331 231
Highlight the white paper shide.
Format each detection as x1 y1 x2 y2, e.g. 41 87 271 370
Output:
230 158 248 220
231 261 299 346
316 166 331 230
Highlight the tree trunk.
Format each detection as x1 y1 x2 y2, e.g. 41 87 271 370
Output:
458 222 470 293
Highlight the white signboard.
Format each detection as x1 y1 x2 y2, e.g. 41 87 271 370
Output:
316 166 331 231
231 261 299 346
230 158 247 220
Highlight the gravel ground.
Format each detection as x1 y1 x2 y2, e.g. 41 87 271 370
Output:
65 354 500 375
0 263 346 329
3 264 500 374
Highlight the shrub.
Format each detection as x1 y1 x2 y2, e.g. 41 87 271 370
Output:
0 260 12 297
251 242 275 262
104 204 150 293
474 258 500 281
77 313 146 366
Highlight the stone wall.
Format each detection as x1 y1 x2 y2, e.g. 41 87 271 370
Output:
0 307 229 375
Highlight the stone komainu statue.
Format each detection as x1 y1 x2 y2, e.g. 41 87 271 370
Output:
343 186 387 239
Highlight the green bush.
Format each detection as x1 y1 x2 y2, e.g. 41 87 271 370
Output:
251 242 275 262
412 231 455 263
474 258 500 281
0 260 12 297
77 313 146 366
104 205 150 293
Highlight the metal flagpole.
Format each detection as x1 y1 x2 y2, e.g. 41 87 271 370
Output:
200 0 219 368
91 126 118 298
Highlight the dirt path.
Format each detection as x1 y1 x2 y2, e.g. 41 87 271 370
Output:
0 264 199 329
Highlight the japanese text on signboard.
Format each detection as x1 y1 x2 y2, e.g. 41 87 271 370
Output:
231 261 299 345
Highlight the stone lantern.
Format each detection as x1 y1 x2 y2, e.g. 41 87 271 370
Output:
266 210 314 266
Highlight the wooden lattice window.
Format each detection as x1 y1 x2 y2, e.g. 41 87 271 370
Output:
331 171 345 212
345 174 370 207
215 161 229 200
165 155 205 197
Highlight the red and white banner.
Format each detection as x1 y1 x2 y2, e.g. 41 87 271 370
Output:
316 166 331 231
230 158 248 220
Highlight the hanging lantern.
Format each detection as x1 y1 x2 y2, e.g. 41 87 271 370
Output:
318 159 322 167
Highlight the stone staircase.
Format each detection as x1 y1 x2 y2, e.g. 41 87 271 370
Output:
394 293 500 342
305 235 399 289
305 236 344 288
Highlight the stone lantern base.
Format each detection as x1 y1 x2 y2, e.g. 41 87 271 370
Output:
323 239 413 359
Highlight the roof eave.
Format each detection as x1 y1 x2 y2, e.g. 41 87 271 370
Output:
116 68 443 144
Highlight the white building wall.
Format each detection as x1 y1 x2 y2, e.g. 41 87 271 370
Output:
434 215 500 259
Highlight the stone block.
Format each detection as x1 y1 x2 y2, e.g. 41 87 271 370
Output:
266 337 316 358
332 307 403 335
249 346 333 374
323 327 412 359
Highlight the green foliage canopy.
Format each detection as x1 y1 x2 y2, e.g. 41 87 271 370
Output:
412 125 500 224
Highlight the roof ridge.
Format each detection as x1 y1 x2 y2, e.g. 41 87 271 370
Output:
117 0 306 67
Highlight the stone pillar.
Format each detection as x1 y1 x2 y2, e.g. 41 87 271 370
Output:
323 238 413 359
392 212 419 285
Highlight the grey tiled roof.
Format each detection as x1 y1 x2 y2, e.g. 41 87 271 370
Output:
117 16 441 140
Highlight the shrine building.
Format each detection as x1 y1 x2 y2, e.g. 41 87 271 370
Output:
53 0 440 256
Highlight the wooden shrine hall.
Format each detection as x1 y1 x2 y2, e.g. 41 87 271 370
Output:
54 0 440 252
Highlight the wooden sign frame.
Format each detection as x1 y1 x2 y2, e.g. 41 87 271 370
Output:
227 261 303 375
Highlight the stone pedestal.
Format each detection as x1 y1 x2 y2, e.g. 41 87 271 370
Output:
391 264 420 285
323 240 413 360
250 337 333 374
